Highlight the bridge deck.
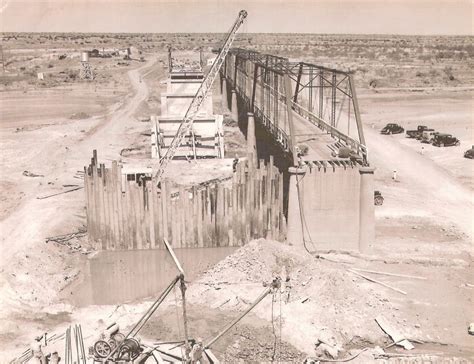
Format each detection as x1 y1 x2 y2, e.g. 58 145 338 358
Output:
222 48 368 165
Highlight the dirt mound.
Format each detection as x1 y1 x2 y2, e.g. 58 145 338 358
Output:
188 239 398 357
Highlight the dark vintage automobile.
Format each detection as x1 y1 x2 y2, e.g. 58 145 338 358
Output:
432 133 460 147
374 191 384 206
464 146 474 159
406 125 430 139
381 123 404 135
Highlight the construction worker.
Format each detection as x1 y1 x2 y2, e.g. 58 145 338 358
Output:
31 336 46 364
189 338 204 363
47 352 60 364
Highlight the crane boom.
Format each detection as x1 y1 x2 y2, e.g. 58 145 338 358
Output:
155 10 248 184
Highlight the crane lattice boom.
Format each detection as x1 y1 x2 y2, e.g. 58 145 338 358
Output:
155 10 248 184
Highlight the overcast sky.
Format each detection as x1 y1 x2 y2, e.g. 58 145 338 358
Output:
0 0 472 35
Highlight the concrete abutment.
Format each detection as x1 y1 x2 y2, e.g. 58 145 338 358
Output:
286 163 375 252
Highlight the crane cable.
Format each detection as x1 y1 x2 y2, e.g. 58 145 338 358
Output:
295 171 317 254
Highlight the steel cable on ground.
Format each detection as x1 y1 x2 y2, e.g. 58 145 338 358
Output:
173 285 185 362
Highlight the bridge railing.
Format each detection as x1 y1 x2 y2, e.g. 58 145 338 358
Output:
291 101 368 160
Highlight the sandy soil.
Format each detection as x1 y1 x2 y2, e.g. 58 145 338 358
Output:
0 53 161 360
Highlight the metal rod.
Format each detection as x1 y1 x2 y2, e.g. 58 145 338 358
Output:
283 74 298 166
163 238 185 275
204 285 274 349
348 74 367 161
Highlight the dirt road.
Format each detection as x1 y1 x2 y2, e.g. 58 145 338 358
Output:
367 127 473 238
0 56 158 359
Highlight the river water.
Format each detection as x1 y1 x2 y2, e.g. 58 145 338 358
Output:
66 247 236 307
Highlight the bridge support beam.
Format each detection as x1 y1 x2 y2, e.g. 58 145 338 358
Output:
231 89 238 122
286 166 306 247
358 166 375 253
246 112 257 162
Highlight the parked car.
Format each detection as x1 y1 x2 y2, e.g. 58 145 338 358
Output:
374 191 384 206
432 133 460 147
464 146 474 159
421 130 439 144
381 123 404 135
406 125 430 139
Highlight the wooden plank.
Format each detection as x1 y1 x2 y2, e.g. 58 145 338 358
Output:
150 182 158 249
375 315 414 350
129 181 138 249
191 187 197 248
115 163 125 249
179 186 186 248
154 184 163 248
197 189 204 247
348 269 407 295
161 181 170 243
84 167 94 244
104 168 114 250
95 167 107 250
216 184 224 247
146 182 155 249
205 186 212 247
123 179 131 249
91 164 99 249
111 162 120 249
352 268 427 280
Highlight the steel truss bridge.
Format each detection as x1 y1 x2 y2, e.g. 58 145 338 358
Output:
221 48 368 165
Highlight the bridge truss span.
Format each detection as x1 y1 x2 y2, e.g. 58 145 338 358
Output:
221 48 368 166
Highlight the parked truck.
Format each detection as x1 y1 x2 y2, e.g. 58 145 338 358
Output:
406 125 430 139
421 130 439 144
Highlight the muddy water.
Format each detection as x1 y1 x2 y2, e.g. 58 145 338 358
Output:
66 247 236 307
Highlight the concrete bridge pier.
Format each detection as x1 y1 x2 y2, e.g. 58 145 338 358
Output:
358 166 375 253
246 112 257 161
231 89 238 122
221 78 228 110
286 163 375 252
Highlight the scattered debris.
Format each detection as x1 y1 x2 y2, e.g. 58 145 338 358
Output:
45 230 90 254
23 170 44 177
37 186 83 200
69 112 91 120
351 268 427 280
375 315 414 350
348 269 407 295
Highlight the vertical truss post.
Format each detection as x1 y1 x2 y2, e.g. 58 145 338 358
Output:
309 67 313 113
348 73 367 155
331 72 337 135
319 70 324 119
284 74 298 166
293 63 303 104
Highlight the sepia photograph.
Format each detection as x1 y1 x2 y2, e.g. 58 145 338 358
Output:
0 0 472 362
